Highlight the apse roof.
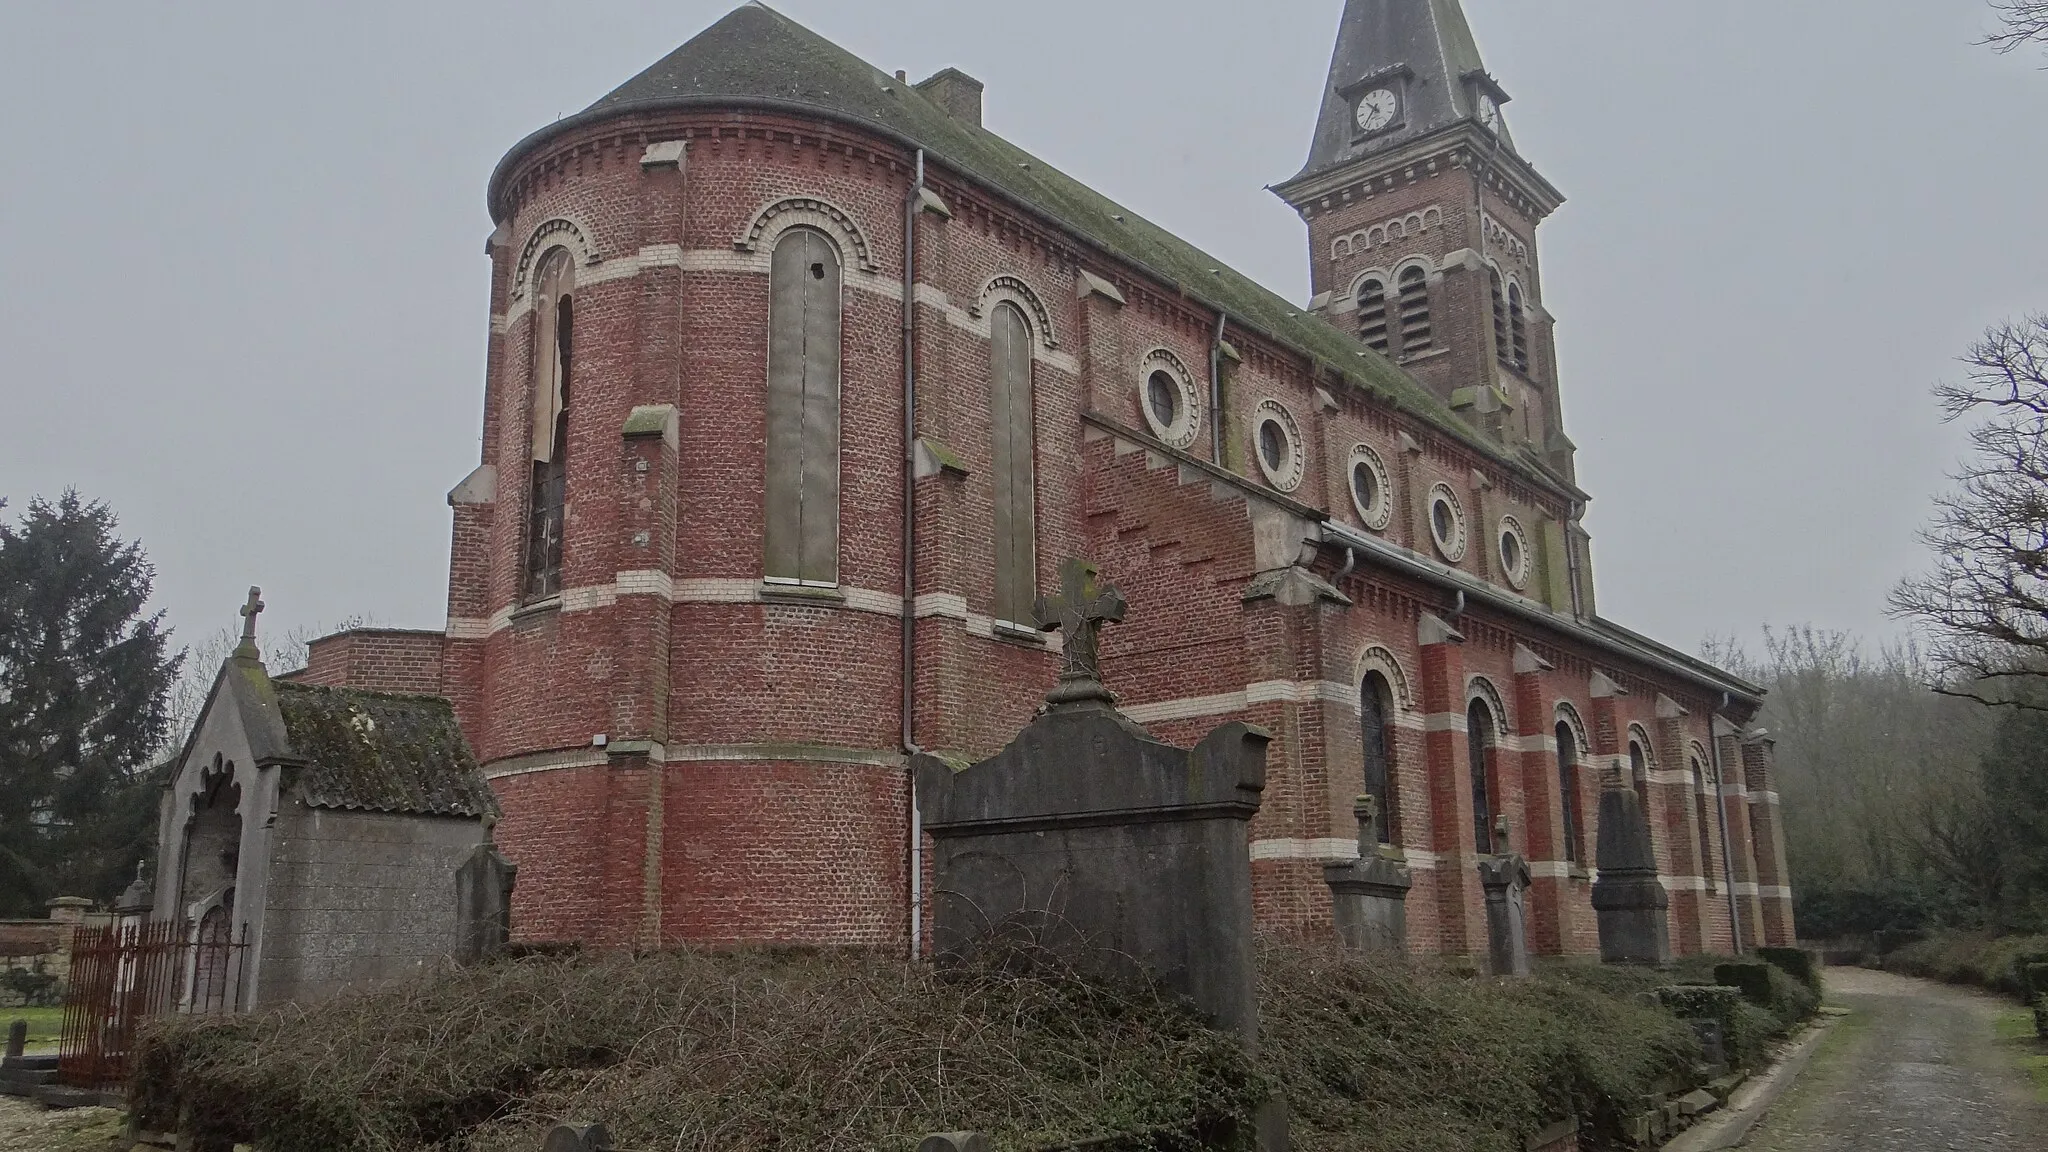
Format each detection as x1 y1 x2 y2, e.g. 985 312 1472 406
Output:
489 3 1566 486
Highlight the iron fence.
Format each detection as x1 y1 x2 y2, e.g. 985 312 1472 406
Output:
57 918 249 1089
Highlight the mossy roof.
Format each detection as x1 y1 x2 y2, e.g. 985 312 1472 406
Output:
273 683 496 819
488 3 1553 482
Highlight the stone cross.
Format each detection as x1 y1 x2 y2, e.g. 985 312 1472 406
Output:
1033 557 1126 706
235 586 265 658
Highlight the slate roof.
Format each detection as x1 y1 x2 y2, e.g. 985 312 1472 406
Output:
273 683 496 819
1293 0 1514 184
488 3 1567 487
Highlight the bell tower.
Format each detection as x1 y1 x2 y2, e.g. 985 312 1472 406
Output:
1274 0 1575 481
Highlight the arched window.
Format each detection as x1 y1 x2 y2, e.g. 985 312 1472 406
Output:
1555 720 1582 863
1467 696 1497 853
1508 282 1529 372
1396 265 1432 355
764 228 843 585
1357 277 1390 353
1629 739 1651 814
1692 757 1717 891
989 302 1037 625
1490 270 1510 366
525 248 574 600
1362 672 1399 845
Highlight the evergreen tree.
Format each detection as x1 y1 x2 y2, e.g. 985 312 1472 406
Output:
0 492 181 916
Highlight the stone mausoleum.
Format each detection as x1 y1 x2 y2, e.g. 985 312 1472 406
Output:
292 0 1796 961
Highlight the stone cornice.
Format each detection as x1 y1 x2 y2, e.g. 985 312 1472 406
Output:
1273 123 1565 224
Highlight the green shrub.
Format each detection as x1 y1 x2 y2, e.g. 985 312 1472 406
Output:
1886 933 2048 1000
1714 963 1774 1008
1756 947 1822 998
2024 962 2048 1006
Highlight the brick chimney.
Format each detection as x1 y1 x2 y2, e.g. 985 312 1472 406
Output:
916 68 984 127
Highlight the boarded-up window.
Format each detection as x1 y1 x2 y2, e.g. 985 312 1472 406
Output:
989 302 1037 624
1468 697 1496 853
1362 672 1399 845
525 248 574 600
764 228 843 584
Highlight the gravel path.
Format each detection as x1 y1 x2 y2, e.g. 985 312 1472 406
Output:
1743 966 2047 1151
0 1094 125 1152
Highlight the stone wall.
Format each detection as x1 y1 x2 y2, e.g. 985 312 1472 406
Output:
253 807 483 1005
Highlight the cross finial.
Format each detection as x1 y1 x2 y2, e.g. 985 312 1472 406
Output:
1032 557 1126 707
235 586 265 658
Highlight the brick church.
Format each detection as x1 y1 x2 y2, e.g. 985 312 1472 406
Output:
293 0 1796 959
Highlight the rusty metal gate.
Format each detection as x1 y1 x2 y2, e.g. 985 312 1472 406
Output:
57 919 249 1089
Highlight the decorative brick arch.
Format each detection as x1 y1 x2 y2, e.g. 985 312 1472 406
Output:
1466 675 1509 734
735 195 881 272
512 216 600 301
1626 722 1656 764
1357 644 1415 711
1553 701 1590 758
969 274 1059 349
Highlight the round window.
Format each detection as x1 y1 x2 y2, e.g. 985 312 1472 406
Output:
1136 350 1200 449
1147 371 1179 430
1250 400 1305 492
1347 444 1393 531
1498 516 1531 589
1427 483 1467 562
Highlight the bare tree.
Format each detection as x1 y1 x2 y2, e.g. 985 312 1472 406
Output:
1988 1 2048 53
1892 317 2048 708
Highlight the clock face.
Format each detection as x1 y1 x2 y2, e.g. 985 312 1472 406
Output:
1476 93 1501 131
1355 88 1399 134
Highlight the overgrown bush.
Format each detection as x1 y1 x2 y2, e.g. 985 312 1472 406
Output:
1884 932 2048 1000
1756 947 1822 998
133 940 1740 1152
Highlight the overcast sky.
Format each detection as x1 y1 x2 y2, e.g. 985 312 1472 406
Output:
2 0 2042 666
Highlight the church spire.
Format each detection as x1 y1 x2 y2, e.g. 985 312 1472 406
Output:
1292 0 1514 184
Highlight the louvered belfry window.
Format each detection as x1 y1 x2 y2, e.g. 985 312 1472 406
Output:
1396 266 1432 354
989 302 1038 625
525 248 574 601
1508 283 1530 372
1490 270 1511 366
764 228 843 585
1357 278 1390 353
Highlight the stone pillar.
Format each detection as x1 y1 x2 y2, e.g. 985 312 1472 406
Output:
1478 854 1532 977
1325 797 1413 953
1592 782 1670 966
1418 613 1481 955
1744 736 1796 946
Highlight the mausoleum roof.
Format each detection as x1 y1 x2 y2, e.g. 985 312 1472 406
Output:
489 3 1567 489
273 683 496 819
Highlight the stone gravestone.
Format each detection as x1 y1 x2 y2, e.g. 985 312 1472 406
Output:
1323 796 1413 954
1591 777 1671 966
915 559 1285 1149
455 825 519 964
1477 850 1532 978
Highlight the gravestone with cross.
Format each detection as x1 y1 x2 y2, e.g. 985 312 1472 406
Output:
914 557 1272 1050
1324 794 1414 954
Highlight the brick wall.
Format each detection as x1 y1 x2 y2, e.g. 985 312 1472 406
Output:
290 629 447 696
430 98 1773 962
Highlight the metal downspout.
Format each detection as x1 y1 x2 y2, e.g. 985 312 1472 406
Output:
1209 311 1228 463
1710 692 1743 954
902 149 925 960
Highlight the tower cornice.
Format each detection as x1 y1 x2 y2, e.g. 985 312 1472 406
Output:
1272 122 1564 224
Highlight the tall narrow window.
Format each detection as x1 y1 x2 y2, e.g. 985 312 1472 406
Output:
764 229 843 585
1508 283 1529 372
989 302 1037 624
1692 758 1717 891
1556 720 1582 864
1397 265 1432 355
1468 697 1496 853
1629 740 1651 814
1357 278 1390 353
1490 270 1510 365
525 249 574 600
1362 672 1398 845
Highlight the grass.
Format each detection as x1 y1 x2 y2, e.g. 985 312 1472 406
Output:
4 1005 64 1047
1991 1009 2048 1104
